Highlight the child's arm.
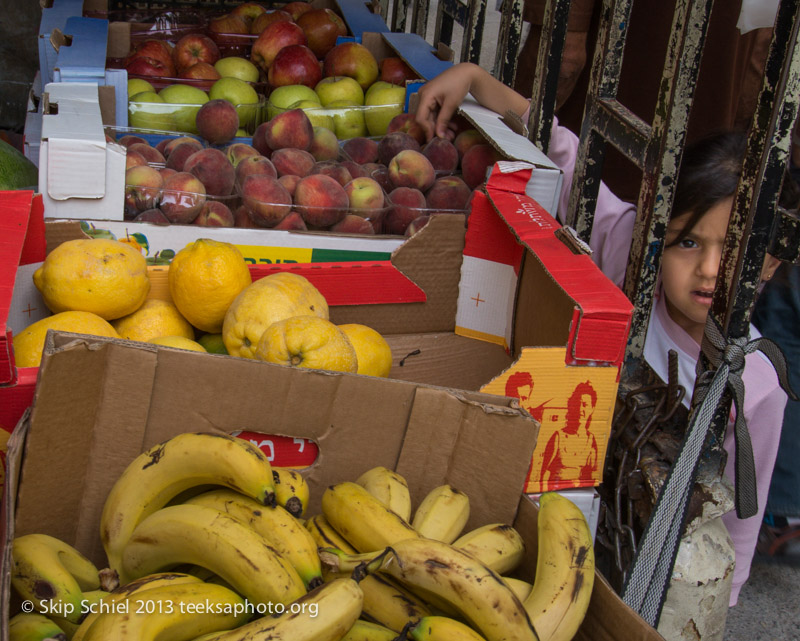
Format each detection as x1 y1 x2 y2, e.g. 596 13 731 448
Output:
415 63 530 140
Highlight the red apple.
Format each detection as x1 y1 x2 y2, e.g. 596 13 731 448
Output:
126 39 175 74
283 1 314 20
173 34 221 72
267 44 322 89
125 56 173 78
379 57 418 85
251 21 307 71
178 61 222 81
207 13 250 36
296 8 347 59
323 42 379 90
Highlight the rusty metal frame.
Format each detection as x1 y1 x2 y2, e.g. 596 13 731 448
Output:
493 0 525 85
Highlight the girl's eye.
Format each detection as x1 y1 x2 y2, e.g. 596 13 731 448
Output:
679 238 698 249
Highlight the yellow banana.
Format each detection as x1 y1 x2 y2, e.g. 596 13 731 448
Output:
377 538 538 641
272 467 310 518
359 572 432 632
409 615 488 641
100 432 276 580
355 466 412 521
305 514 358 553
341 619 398 641
452 523 526 574
80 581 247 641
71 574 204 641
411 485 470 544
121 503 307 607
48 590 108 639
523 492 595 641
9 612 66 641
317 547 387 575
193 577 363 641
502 577 533 602
11 534 100 624
185 488 323 589
321 482 419 552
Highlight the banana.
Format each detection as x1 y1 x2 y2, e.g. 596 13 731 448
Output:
100 432 276 580
452 523 525 574
411 485 470 544
185 488 324 589
523 492 595 641
355 466 412 521
11 534 101 624
79 581 247 641
358 572 432 632
272 467 310 518
341 619 398 641
48 590 108 639
377 538 538 641
193 577 363 641
408 615 489 641
502 577 534 602
9 612 66 641
121 503 307 607
317 547 387 575
72 573 203 641
305 514 358 554
321 482 419 552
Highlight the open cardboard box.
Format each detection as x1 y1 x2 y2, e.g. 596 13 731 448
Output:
0 332 661 641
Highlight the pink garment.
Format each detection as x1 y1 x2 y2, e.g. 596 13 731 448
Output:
543 115 788 606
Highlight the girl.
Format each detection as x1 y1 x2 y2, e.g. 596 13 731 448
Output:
414 63 789 606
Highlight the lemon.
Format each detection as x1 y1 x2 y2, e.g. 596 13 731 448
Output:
197 333 228 355
12 311 120 368
147 336 207 352
223 272 329 359
32 239 149 320
168 239 252 334
112 299 195 343
338 324 392 377
255 316 357 373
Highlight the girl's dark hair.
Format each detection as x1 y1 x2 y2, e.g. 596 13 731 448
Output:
668 131 747 246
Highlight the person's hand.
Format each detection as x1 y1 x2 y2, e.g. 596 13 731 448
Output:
414 63 478 141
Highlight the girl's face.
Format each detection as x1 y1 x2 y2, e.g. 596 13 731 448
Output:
661 197 733 343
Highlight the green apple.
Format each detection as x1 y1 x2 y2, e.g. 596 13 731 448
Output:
128 91 175 131
209 77 261 133
327 99 367 140
214 56 260 83
127 78 155 99
158 84 209 133
315 76 364 108
290 99 335 131
364 81 406 136
268 84 321 120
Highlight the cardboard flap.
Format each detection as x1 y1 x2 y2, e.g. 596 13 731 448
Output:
335 0 390 36
53 17 108 80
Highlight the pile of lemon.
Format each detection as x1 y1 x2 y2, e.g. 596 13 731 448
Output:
14 238 392 378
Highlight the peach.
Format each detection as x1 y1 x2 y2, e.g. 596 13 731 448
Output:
342 136 379 164
425 175 471 211
278 174 301 197
234 204 257 228
126 150 148 169
163 136 203 159
294 173 349 227
159 167 177 181
225 142 261 167
387 113 427 145
309 126 340 162
461 143 503 189
240 174 292 227
194 200 235 227
273 210 308 230
134 208 171 225
263 108 314 151
340 160 368 179
364 163 391 193
166 141 205 171
385 186 426 235
128 142 166 165
314 161 353 187
155 139 171 156
422 137 459 174
235 155 278 187
124 165 163 218
184 147 236 196
377 131 420 166
119 134 149 148
453 129 486 164
271 148 316 177
251 123 272 157
330 214 375 235
405 214 431 236
388 149 435 192
195 99 239 145
345 176 384 211
160 172 207 224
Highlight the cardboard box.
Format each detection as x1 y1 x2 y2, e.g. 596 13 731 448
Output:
335 0 391 38
1 334 661 641
38 0 85 86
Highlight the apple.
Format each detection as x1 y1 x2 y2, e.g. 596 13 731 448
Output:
231 2 268 26
250 10 293 35
379 56 418 85
194 200 236 227
179 62 222 82
267 83 320 119
125 56 173 78
363 81 406 137
173 34 221 72
283 1 314 20
314 75 363 107
128 78 155 98
214 56 261 83
125 39 175 76
128 91 175 131
207 13 249 36
158 84 210 133
195 99 239 145
160 171 207 223
250 21 307 71
296 8 347 59
208 77 260 133
288 99 334 131
323 42 379 90
326 100 367 140
293 173 349 227
268 44 322 89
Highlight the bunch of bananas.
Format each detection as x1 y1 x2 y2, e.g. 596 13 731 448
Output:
8 434 595 641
